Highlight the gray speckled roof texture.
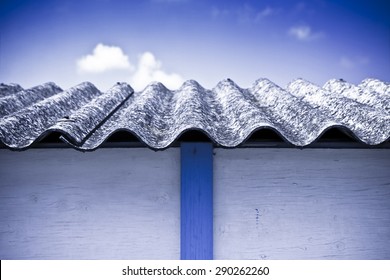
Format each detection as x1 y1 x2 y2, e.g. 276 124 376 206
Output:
0 78 389 150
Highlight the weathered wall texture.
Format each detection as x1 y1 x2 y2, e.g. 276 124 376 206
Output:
214 148 390 259
1 147 389 259
0 148 180 259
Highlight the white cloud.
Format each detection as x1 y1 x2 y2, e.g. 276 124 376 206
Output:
131 52 184 90
212 4 278 23
288 25 323 41
77 43 133 73
255 7 276 21
76 44 184 90
340 56 370 69
289 25 311 40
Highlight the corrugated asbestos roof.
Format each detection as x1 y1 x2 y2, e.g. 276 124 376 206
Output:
0 78 389 150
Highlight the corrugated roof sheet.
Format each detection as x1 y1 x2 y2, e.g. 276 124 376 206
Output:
0 79 389 150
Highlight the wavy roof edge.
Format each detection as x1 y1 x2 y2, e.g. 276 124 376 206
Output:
2 77 389 92
1 78 389 151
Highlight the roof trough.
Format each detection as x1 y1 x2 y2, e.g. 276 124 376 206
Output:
0 78 389 150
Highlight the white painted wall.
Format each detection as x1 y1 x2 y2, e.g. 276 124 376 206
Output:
214 148 390 259
1 147 389 260
0 148 180 259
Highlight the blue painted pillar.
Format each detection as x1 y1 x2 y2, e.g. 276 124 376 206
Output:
180 142 213 260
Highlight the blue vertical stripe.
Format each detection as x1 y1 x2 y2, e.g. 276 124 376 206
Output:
180 142 213 260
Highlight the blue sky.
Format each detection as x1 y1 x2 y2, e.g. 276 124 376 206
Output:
0 0 389 91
